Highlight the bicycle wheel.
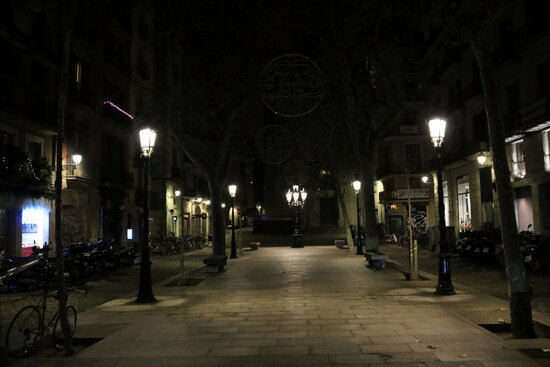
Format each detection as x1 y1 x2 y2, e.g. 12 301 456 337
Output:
52 305 77 350
6 305 41 357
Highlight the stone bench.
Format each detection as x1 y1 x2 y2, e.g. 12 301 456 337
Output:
334 240 347 249
364 252 389 270
203 255 228 273
248 242 260 251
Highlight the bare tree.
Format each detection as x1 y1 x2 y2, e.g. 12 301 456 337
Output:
159 1 259 256
434 0 535 338
329 1 423 252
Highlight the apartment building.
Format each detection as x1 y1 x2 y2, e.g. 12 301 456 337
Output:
421 0 550 238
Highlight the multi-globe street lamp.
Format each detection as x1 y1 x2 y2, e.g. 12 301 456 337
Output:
429 118 455 295
352 180 363 255
228 184 237 259
286 185 307 248
136 127 157 303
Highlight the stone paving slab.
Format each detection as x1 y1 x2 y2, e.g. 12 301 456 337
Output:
6 246 550 366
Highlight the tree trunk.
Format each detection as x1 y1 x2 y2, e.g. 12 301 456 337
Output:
362 162 379 252
334 178 354 250
207 175 226 256
472 34 536 338
54 29 74 356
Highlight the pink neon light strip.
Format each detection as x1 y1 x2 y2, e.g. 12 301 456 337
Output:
103 101 134 120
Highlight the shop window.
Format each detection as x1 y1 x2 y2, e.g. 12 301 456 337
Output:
514 186 534 232
512 140 526 179
457 175 471 232
442 180 450 226
543 129 550 173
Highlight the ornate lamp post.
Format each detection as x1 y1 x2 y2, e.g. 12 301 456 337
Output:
286 185 307 248
228 184 237 259
429 118 455 295
136 127 157 303
352 180 363 255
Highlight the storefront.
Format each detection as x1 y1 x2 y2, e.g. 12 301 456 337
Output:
21 203 51 256
0 197 53 257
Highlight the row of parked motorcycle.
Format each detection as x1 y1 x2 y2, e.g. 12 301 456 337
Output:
0 240 140 292
454 225 550 275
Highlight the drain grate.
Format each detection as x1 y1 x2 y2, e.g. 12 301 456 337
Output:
164 277 206 287
30 337 103 357
479 323 512 338
518 348 550 360
480 321 550 339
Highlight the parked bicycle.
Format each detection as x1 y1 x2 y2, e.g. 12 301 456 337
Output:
4 257 85 357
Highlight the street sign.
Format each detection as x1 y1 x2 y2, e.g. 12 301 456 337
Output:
390 189 430 199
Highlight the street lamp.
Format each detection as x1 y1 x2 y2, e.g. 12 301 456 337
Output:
429 118 455 295
228 184 237 259
352 180 363 255
477 151 491 165
71 153 82 166
286 185 307 248
136 127 157 303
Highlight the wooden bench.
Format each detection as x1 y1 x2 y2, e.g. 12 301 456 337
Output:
248 242 260 251
203 255 228 273
364 252 389 270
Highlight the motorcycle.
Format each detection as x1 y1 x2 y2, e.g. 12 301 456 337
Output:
523 235 550 275
0 245 50 292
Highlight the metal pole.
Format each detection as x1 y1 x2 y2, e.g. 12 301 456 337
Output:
435 146 455 295
230 196 237 258
355 192 363 255
136 156 156 303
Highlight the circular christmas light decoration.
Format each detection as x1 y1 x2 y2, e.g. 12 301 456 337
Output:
259 54 324 117
254 125 294 165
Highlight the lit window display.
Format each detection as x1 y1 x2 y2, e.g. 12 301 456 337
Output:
21 205 50 256
457 176 471 232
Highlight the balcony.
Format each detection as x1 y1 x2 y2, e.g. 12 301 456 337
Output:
0 150 54 198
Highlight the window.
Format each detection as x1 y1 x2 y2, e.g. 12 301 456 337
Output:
457 175 471 232
26 135 44 161
537 59 550 98
0 129 15 155
472 112 489 143
404 144 420 173
512 140 526 179
74 60 82 89
543 129 550 173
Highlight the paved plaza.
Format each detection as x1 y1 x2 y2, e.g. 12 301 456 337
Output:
9 246 550 367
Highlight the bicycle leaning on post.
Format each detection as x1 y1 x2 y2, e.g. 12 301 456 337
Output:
2 247 86 357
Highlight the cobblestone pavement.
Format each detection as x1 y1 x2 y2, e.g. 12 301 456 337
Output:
0 247 212 351
2 244 549 367
379 242 550 319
